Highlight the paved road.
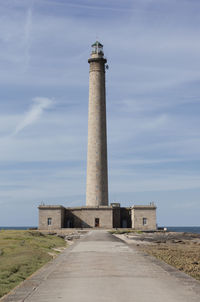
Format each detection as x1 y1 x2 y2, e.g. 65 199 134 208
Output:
2 230 200 302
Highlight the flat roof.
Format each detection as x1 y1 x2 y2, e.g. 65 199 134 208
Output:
38 204 156 210
132 205 156 209
65 206 113 211
38 205 65 209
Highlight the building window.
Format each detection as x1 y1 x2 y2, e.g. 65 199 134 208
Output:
47 217 52 226
143 218 147 225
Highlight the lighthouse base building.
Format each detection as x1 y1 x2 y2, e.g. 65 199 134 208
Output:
38 42 157 231
38 203 157 231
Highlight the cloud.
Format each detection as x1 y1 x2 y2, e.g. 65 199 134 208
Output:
109 171 200 193
110 158 189 166
23 7 33 71
45 0 134 12
13 97 53 135
0 0 200 226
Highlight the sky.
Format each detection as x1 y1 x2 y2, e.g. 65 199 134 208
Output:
0 0 200 227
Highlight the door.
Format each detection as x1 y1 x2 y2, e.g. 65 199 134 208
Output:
95 218 100 227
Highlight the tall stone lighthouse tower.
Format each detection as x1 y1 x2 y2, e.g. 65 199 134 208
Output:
86 41 109 207
38 42 157 231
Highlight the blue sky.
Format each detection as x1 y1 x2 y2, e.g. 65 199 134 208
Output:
0 0 200 226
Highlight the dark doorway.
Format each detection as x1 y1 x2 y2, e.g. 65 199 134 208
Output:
122 219 127 228
66 219 74 228
95 218 100 227
120 208 132 228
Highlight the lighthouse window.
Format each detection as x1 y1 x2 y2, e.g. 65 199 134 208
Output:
47 217 52 226
143 218 147 225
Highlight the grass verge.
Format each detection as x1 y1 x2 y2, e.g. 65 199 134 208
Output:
0 230 66 298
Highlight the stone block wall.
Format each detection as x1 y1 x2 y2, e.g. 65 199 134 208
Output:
38 206 65 230
86 53 108 207
131 205 157 230
66 207 113 228
38 204 157 230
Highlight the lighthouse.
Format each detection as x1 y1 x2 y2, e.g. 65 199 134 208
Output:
38 42 157 231
86 41 109 207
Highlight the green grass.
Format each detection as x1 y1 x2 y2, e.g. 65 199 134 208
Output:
0 230 66 298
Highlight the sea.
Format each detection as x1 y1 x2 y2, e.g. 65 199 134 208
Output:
0 226 200 233
164 226 200 234
0 226 37 230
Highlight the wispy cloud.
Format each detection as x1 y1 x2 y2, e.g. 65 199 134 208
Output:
13 97 53 135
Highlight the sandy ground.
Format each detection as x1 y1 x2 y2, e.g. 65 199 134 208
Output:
114 231 200 281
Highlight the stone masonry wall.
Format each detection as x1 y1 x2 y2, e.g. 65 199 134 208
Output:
38 206 65 230
132 206 157 230
86 52 108 207
38 205 157 230
66 207 113 228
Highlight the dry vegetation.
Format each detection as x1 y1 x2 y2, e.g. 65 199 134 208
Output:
142 239 200 281
114 231 200 281
0 230 66 298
